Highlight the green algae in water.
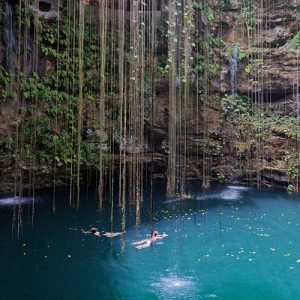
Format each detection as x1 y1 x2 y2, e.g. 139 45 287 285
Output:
0 184 300 299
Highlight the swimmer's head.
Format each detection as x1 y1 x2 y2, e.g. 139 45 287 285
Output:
152 231 158 237
91 228 97 234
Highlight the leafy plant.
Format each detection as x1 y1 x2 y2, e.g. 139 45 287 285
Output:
283 34 300 50
221 94 250 120
284 153 300 180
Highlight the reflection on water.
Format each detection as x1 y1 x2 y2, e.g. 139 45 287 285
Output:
0 197 33 206
163 185 249 204
151 274 195 298
0 195 46 207
220 189 240 200
195 185 249 202
227 185 250 191
163 197 181 204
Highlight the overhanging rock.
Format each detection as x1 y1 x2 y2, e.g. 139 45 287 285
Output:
29 0 60 20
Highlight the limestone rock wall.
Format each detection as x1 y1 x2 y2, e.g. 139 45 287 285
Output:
0 0 299 194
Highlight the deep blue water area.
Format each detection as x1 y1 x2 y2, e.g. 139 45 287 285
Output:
1 183 300 299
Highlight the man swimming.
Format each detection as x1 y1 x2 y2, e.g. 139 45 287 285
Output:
81 227 102 237
132 231 168 249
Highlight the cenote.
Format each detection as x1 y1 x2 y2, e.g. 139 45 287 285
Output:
2 0 300 299
1 182 300 300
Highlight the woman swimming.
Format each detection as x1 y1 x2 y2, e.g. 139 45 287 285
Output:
132 231 168 249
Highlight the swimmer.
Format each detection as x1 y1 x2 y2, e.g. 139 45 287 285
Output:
132 231 168 249
81 227 102 237
152 231 158 237
181 193 192 200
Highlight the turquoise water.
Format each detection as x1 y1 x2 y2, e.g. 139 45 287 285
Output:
1 183 300 299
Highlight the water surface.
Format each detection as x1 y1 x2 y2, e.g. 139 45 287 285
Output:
1 183 300 299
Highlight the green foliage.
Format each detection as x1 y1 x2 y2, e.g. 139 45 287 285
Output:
53 131 74 166
225 46 248 62
0 136 14 155
217 172 225 183
243 58 262 75
193 38 222 90
23 116 74 165
238 49 247 61
157 54 169 76
283 34 300 50
220 93 300 143
221 94 250 120
194 59 219 77
284 153 300 180
271 116 300 140
285 149 300 193
287 184 295 194
229 101 300 151
6 10 116 172
244 65 252 74
0 66 16 101
195 3 215 24
241 4 260 31
245 114 272 140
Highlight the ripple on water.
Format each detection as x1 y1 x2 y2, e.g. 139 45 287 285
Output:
220 189 241 200
151 274 195 298
196 194 219 201
227 185 250 191
162 197 181 204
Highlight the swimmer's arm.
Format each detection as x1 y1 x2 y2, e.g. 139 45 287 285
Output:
157 234 168 239
103 232 122 238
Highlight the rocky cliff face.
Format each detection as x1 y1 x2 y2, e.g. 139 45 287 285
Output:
0 0 299 194
149 0 300 191
214 0 300 191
